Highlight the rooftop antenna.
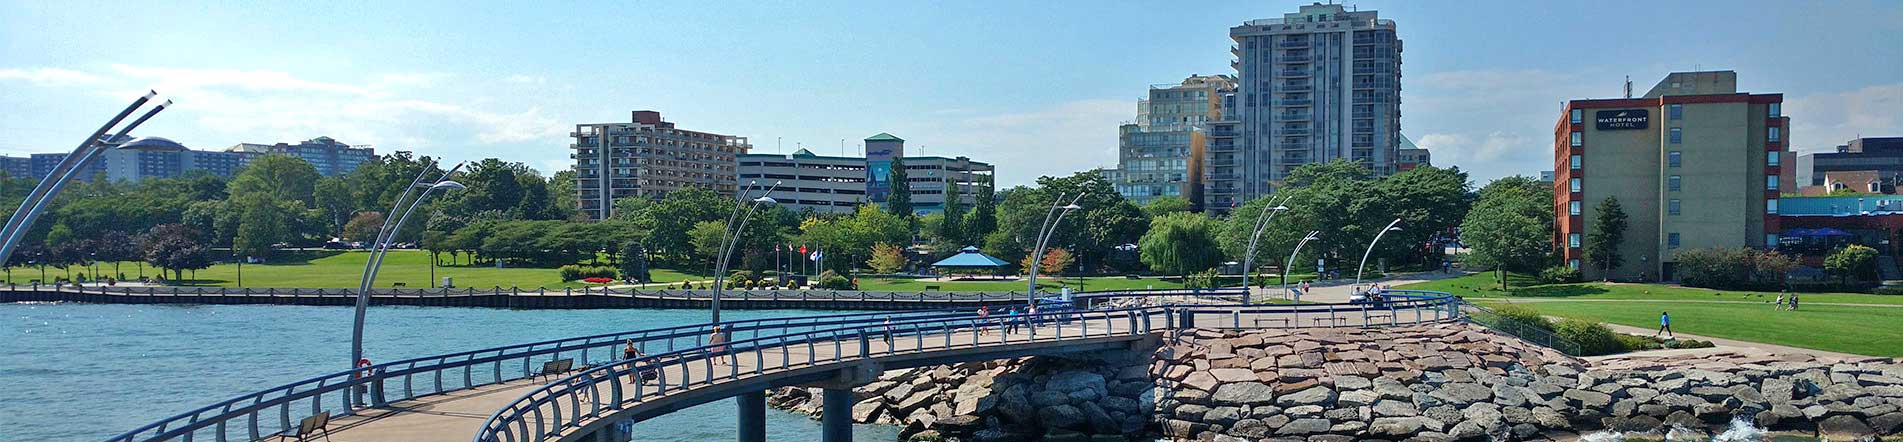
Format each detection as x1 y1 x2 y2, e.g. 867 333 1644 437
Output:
1623 76 1632 99
840 138 845 157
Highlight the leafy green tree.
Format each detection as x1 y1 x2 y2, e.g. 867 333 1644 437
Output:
1459 176 1554 291
631 188 727 264
315 176 354 236
342 211 385 242
868 243 906 274
886 157 913 220
1584 196 1628 280
993 171 1147 273
228 154 320 205
232 195 304 259
1371 165 1472 266
1139 212 1223 278
618 240 650 282
93 230 140 279
1825 244 1879 284
964 177 997 246
547 169 580 220
937 180 963 247
1141 196 1192 219
689 220 727 270
142 223 214 281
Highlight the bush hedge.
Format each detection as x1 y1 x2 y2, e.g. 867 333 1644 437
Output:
1537 266 1581 285
558 265 618 282
1553 319 1623 356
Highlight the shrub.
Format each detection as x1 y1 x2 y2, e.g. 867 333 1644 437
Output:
726 270 756 289
1537 266 1581 284
558 265 618 281
1874 286 1903 296
1613 333 1661 352
1825 245 1880 284
1553 319 1623 356
1675 247 1797 290
1182 268 1222 289
1492 304 1554 331
1664 339 1715 349
817 270 853 290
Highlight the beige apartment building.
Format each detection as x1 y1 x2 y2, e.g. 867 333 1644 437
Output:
1554 71 1791 281
571 110 752 220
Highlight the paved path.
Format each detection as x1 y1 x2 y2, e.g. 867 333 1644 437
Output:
1477 297 1903 308
1249 270 1470 304
318 307 1453 442
1587 322 1865 361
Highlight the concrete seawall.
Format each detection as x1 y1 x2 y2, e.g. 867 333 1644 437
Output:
0 287 1031 310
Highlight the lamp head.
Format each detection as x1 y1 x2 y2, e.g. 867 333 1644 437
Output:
753 196 778 204
1387 226 1403 232
430 181 467 191
1271 205 1290 211
1061 204 1082 210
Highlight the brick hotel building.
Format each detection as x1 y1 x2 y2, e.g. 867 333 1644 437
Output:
1554 71 1792 281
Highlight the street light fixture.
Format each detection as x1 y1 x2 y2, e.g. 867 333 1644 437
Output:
1355 218 1404 286
1283 231 1322 302
710 181 781 323
1240 196 1291 303
1026 192 1085 305
350 160 464 404
0 92 169 267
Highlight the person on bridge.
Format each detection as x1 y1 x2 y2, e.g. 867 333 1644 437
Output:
1004 307 1021 333
976 306 991 335
1655 311 1673 339
882 318 894 347
623 340 656 382
708 326 734 365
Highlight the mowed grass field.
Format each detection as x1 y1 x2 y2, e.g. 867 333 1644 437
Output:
1399 273 1903 357
854 276 1185 292
3 250 708 289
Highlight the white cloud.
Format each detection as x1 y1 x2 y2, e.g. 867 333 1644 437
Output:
1403 68 1601 184
1785 83 1903 153
0 67 118 88
505 75 547 85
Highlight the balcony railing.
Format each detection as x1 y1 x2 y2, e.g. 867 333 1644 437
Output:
1277 40 1309 48
1274 99 1313 107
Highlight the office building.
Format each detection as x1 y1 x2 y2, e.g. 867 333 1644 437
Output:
1798 137 1903 191
741 134 991 215
1112 75 1235 210
0 155 33 179
571 110 752 220
226 136 374 177
8 137 259 183
1222 2 1403 207
1397 134 1430 172
1554 71 1790 281
29 152 109 181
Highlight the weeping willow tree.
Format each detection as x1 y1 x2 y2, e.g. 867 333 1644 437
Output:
1138 212 1223 279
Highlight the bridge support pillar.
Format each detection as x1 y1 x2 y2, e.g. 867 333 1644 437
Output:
821 387 853 442
737 390 766 442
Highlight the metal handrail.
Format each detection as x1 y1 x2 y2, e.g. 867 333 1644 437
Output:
1458 299 1583 356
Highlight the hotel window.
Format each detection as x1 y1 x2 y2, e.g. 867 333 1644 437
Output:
1669 104 1683 120
1570 154 1582 169
1769 127 1781 142
1568 259 1581 270
1668 199 1681 215
1766 233 1780 247
1668 175 1681 191
1670 128 1683 144
1570 132 1581 147
1767 198 1779 214
1568 233 1581 249
1569 178 1581 193
1569 201 1581 216
1668 151 1682 167
1570 109 1582 124
1769 103 1781 117
1668 233 1681 249
1768 151 1780 166
1766 176 1779 190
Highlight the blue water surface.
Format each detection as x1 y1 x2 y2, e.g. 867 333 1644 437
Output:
0 303 900 441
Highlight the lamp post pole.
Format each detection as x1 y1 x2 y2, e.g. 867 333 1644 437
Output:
1026 193 1084 306
711 181 780 323
350 161 464 405
1283 231 1321 302
1240 196 1290 304
0 92 169 266
1356 218 1403 286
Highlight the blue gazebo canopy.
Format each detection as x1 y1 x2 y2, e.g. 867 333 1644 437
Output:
931 246 1008 268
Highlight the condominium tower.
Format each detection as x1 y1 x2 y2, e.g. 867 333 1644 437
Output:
1219 3 1402 210
1554 71 1790 281
570 110 752 220
1112 74 1235 210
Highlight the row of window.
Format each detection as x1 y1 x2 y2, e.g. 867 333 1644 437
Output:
1570 231 1782 251
1570 150 1779 170
1569 103 1781 125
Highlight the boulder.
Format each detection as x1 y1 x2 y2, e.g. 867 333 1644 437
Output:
1210 368 1256 383
851 398 886 423
1038 404 1088 430
1212 382 1276 404
1563 388 1613 409
1373 399 1419 417
1817 414 1875 437
1368 417 1424 436
1278 386 1335 406
1274 418 1332 435
1430 383 1492 405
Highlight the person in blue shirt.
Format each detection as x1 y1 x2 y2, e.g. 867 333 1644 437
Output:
1655 311 1673 338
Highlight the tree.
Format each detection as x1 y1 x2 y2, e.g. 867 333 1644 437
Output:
689 220 727 270
232 195 303 259
868 243 906 274
1141 196 1192 219
314 176 354 236
1138 212 1222 278
993 171 1147 273
964 177 997 246
342 212 386 242
1038 247 1075 276
1825 244 1879 284
885 157 914 220
1459 176 1554 291
631 188 727 263
937 180 964 247
618 240 650 283
93 230 140 279
227 154 320 205
142 224 215 281
1584 196 1628 280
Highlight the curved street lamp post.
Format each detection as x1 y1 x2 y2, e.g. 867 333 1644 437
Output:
1355 218 1404 286
1282 231 1322 302
1239 196 1290 304
710 181 780 323
351 160 465 403
0 92 170 267
1025 193 1084 306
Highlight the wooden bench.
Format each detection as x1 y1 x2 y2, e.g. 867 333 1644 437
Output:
392 282 407 287
535 358 574 382
1310 317 1345 327
288 411 330 441
924 285 941 291
1252 318 1291 328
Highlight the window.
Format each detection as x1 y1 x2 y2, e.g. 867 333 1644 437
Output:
1769 103 1781 117
1766 233 1780 247
1570 154 1582 170
1668 175 1681 191
1568 259 1581 270
1668 199 1681 215
1766 176 1780 190
1569 200 1582 216
1570 109 1583 124
1769 127 1781 142
1570 132 1582 147
1569 178 1581 193
1668 233 1681 249
1568 233 1581 248
1669 104 1683 120
1768 151 1780 166
1767 198 1779 214
1670 127 1683 144
1668 151 1682 167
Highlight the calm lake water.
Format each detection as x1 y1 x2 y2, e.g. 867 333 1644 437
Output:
0 303 899 442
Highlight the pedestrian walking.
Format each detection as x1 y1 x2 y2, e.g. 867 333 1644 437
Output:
1005 307 1020 333
882 318 894 347
1655 311 1673 339
1789 292 1800 311
976 305 990 335
707 326 735 366
1774 291 1787 311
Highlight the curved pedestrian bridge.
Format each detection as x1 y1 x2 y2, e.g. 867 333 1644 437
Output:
105 290 1464 442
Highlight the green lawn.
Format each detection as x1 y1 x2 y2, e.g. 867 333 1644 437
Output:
4 250 710 289
855 276 1185 292
1401 272 1903 357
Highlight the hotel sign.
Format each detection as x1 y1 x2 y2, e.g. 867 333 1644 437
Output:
1594 109 1650 130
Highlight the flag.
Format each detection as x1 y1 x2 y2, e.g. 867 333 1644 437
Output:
799 245 808 254
809 250 823 262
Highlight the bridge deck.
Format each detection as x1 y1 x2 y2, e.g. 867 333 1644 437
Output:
316 307 1438 442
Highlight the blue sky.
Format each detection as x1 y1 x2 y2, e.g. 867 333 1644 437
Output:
2 0 1899 186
